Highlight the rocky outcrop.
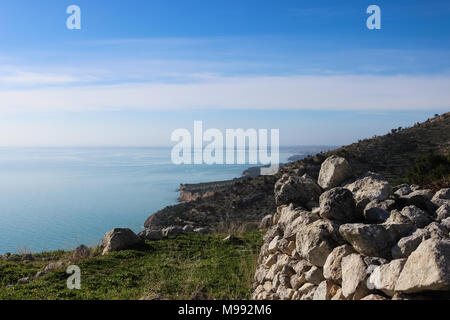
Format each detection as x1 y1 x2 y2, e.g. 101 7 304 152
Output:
253 156 450 300
101 228 142 255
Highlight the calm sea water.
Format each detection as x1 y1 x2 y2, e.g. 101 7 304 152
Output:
0 147 306 254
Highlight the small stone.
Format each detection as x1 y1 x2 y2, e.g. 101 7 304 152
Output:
304 266 325 285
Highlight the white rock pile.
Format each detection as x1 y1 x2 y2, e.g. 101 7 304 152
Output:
253 156 450 300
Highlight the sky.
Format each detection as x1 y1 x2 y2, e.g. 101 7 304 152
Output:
0 0 449 146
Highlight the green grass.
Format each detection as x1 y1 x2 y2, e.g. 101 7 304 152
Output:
0 232 263 300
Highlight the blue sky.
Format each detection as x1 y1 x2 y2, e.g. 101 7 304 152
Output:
0 0 449 146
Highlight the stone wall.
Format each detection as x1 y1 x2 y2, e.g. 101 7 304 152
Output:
253 156 450 300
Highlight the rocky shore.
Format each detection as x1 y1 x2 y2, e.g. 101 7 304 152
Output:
252 155 450 300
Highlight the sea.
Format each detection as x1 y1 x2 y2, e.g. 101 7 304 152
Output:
0 146 331 254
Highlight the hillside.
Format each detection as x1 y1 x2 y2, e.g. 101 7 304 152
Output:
0 232 263 300
145 112 450 230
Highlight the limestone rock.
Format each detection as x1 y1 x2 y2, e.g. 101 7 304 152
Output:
259 215 273 230
44 261 64 272
339 223 414 259
138 229 163 240
323 244 356 284
319 187 358 223
441 217 450 232
341 253 370 299
73 245 90 261
368 259 406 296
313 280 340 300
394 184 412 197
317 156 352 190
331 288 346 300
296 219 341 266
290 273 306 290
401 205 432 228
436 203 450 222
395 238 450 293
274 173 322 209
304 266 325 285
101 228 141 255
345 173 393 203
364 206 390 224
432 188 450 207
392 222 448 259
399 191 437 213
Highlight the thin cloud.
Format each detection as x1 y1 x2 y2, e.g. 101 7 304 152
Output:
1 75 449 112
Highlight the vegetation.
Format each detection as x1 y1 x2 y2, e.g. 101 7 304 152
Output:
400 152 450 190
0 232 263 300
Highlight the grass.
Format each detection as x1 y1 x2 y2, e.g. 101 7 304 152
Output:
0 231 263 300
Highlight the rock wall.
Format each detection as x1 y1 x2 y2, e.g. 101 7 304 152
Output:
253 156 450 300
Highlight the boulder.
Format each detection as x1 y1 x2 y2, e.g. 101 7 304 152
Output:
436 203 450 222
386 209 412 225
345 173 393 203
323 244 356 284
290 274 307 290
138 229 163 240
368 259 406 296
73 245 90 261
395 238 450 293
317 156 352 190
259 215 273 230
341 253 370 299
364 206 390 224
313 280 340 300
319 187 358 223
394 184 412 197
296 219 341 266
101 228 141 255
392 222 448 259
432 188 450 207
401 205 432 228
274 174 322 209
441 217 450 232
399 191 437 213
339 223 414 259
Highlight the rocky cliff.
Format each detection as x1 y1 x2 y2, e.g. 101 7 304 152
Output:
252 155 450 300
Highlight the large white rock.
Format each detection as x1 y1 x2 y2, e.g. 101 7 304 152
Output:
274 174 322 209
339 222 414 259
345 173 393 203
318 156 352 190
323 244 356 284
101 228 141 255
296 219 341 267
368 259 406 296
401 205 432 228
395 238 450 293
432 188 450 207
341 253 370 299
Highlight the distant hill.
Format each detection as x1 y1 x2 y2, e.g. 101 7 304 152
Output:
145 112 450 230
